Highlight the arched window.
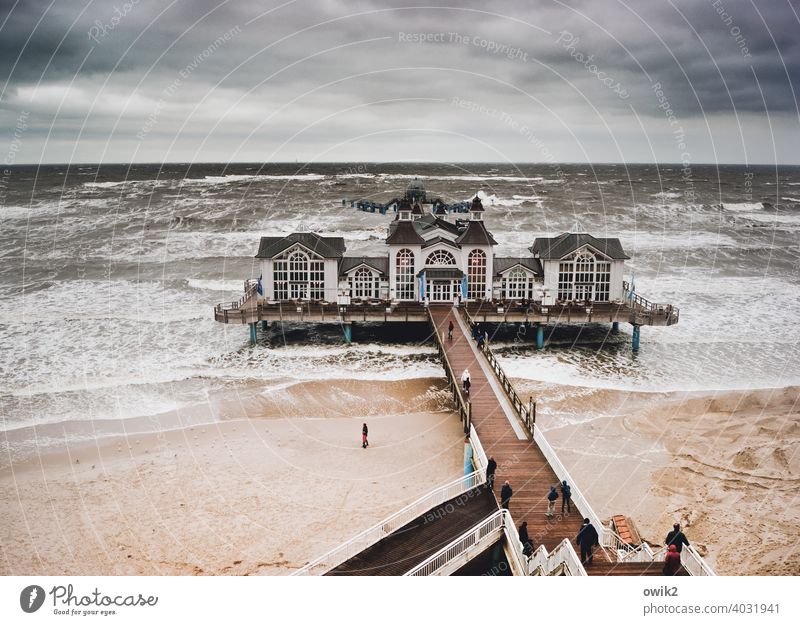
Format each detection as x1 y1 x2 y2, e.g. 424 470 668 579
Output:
467 249 486 300
273 248 325 300
350 267 377 299
395 249 415 300
504 268 529 300
575 253 594 284
425 249 456 265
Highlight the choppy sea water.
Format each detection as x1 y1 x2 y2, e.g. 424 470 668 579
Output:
1 162 799 444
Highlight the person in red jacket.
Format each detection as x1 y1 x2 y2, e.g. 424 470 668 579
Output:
662 544 682 575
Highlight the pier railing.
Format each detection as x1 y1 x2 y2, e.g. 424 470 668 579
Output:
458 307 535 434
428 308 472 434
622 281 680 325
213 279 259 323
681 545 716 576
404 509 507 576
291 470 484 576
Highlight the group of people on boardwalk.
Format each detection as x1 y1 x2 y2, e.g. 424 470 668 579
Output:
470 322 489 351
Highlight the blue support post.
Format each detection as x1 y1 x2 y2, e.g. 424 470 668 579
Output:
612 321 619 333
249 322 257 345
343 323 352 344
261 320 269 332
536 324 544 351
632 324 641 351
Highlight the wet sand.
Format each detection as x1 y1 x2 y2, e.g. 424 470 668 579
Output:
0 378 465 575
523 381 800 575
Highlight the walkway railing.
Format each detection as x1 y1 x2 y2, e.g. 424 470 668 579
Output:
458 307 535 434
469 423 488 477
622 281 680 324
291 470 484 576
681 545 716 576
429 308 472 434
213 280 259 323
404 509 506 576
528 538 588 576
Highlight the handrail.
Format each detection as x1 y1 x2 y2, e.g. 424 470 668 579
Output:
459 307 535 434
681 545 716 576
404 509 506 576
469 423 488 478
214 279 259 313
291 470 484 575
527 538 588 576
428 308 472 433
622 280 680 323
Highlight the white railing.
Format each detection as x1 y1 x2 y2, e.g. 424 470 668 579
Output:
404 510 506 576
681 545 716 576
499 510 531 576
527 538 588 576
291 470 484 575
469 423 488 478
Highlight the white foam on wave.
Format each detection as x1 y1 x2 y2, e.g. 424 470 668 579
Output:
721 202 764 212
378 174 562 184
185 278 245 292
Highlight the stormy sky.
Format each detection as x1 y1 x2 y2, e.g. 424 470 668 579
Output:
1 0 798 164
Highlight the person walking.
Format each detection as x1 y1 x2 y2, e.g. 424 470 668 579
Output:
500 481 513 510
477 332 485 351
486 457 497 491
546 485 559 518
518 521 533 557
665 523 690 553
361 423 369 449
662 544 682 576
576 518 599 565
560 480 572 515
461 368 471 396
447 319 454 340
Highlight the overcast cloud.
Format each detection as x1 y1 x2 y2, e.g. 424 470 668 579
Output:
1 0 798 164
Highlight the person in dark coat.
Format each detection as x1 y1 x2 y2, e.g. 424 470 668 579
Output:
662 544 682 575
546 485 558 518
362 423 369 448
500 481 513 510
447 320 454 340
518 521 533 557
560 480 572 515
486 457 497 491
665 523 690 553
576 518 599 565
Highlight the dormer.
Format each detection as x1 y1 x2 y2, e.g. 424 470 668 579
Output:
398 197 412 221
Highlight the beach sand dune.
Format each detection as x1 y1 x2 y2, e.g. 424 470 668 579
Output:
524 382 800 575
0 378 465 576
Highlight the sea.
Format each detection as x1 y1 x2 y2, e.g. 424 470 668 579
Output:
2 162 799 455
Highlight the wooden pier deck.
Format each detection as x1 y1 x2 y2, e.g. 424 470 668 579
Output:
429 306 674 576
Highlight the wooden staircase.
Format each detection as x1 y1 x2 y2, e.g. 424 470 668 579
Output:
326 485 499 576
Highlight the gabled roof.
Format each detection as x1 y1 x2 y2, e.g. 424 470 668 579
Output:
494 257 543 276
411 203 425 215
339 256 389 276
470 196 485 212
530 232 629 260
256 233 345 259
417 268 464 279
455 220 498 246
422 236 461 250
386 219 426 245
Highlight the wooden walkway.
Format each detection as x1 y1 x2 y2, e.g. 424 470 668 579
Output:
431 307 594 554
325 486 498 576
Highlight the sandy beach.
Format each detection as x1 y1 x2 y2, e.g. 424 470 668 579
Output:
0 379 465 575
526 381 800 575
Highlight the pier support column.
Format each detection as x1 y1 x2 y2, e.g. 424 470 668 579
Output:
631 324 641 352
261 320 269 332
536 324 544 351
612 321 619 333
249 322 257 345
342 323 352 344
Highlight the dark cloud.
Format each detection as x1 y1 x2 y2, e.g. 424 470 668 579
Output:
0 0 798 163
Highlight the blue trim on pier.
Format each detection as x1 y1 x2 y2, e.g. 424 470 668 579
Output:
249 322 257 345
612 321 619 333
343 324 352 344
632 324 641 351
536 324 544 351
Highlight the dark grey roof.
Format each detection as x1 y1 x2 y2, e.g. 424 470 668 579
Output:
386 220 426 245
411 203 425 215
339 256 389 275
418 268 464 279
255 233 345 259
422 236 460 250
530 232 629 260
470 196 485 212
455 220 498 246
494 257 542 276
434 204 447 215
